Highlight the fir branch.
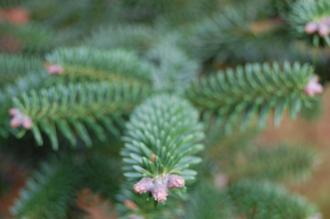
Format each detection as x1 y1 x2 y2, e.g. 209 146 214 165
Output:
85 26 199 94
0 56 47 137
0 71 49 104
10 81 152 149
228 180 317 219
121 94 204 202
0 2 325 218
289 0 330 47
0 71 50 137
185 4 291 64
11 157 80 219
46 47 153 84
186 62 321 132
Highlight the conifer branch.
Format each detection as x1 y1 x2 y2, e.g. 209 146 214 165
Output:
46 47 154 84
289 0 330 47
228 180 317 219
11 157 80 219
186 62 321 132
185 5 290 63
122 95 204 202
10 81 152 149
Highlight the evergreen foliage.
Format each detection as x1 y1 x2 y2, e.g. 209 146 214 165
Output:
228 180 317 219
11 154 122 219
11 81 151 149
0 71 50 137
0 0 326 218
46 47 154 84
11 157 80 219
122 95 204 181
289 0 330 47
186 62 317 131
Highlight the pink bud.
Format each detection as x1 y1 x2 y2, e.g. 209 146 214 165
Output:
47 64 64 75
134 175 186 203
133 177 154 194
305 22 318 34
318 23 330 36
22 117 32 129
167 174 185 189
151 180 168 203
10 116 22 128
304 76 323 96
9 109 32 129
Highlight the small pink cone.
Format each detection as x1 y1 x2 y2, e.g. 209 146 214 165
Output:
47 64 64 75
134 174 186 203
304 76 323 96
305 22 318 34
151 180 168 203
167 174 185 189
9 108 33 129
133 177 154 194
22 117 32 129
10 117 21 128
